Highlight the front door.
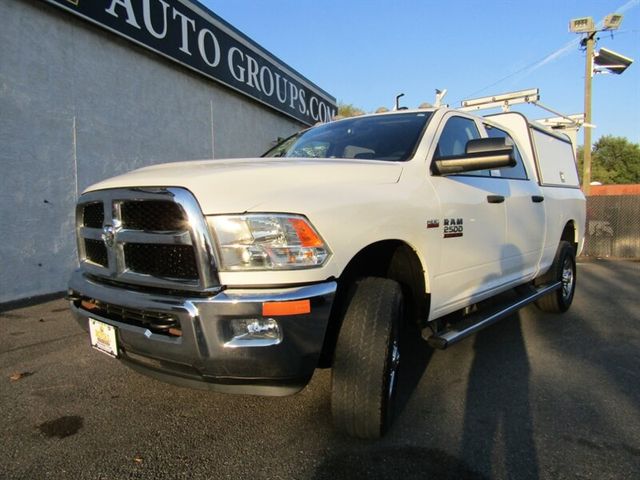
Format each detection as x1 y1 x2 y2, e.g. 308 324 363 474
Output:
427 114 509 318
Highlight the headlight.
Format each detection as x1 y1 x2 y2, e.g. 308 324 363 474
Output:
207 214 331 271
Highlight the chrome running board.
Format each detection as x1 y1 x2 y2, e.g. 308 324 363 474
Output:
426 282 561 349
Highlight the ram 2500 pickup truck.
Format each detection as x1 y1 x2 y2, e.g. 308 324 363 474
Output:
68 107 585 438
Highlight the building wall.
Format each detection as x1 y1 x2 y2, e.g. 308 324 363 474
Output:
0 0 303 303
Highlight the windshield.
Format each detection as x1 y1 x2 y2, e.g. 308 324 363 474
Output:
263 112 432 161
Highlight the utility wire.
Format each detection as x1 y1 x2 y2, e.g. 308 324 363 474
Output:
455 47 576 103
455 0 639 104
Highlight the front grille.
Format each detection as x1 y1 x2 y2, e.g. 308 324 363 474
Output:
84 239 108 267
83 202 104 228
76 188 218 291
121 201 186 231
124 243 198 280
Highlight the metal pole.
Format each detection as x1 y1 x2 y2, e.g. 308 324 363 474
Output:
582 32 595 195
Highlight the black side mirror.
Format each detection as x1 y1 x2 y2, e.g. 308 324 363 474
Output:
433 137 516 175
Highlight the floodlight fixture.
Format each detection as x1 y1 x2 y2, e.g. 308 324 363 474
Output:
594 47 633 74
602 13 623 30
569 17 595 33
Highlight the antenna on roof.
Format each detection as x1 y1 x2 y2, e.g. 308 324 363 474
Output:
394 93 405 111
434 89 448 107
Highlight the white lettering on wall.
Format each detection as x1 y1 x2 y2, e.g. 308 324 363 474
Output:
198 29 221 67
309 97 319 121
172 8 196 55
245 55 261 92
105 0 141 29
259 66 274 97
142 0 169 39
228 47 245 82
298 90 306 114
98 0 335 123
288 83 299 110
274 72 288 103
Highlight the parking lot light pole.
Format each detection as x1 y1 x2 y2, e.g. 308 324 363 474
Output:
583 31 595 195
569 14 625 195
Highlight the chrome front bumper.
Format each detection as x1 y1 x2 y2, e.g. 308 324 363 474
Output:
68 270 336 396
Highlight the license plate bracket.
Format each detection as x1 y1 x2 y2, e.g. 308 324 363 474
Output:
89 318 118 358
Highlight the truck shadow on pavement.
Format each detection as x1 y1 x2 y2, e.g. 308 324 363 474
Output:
312 315 538 480
312 444 487 480
395 322 435 423
456 244 539 478
460 315 539 480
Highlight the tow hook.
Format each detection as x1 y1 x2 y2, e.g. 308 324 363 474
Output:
65 290 81 302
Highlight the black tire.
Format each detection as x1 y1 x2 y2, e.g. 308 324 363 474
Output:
331 277 403 439
535 241 576 313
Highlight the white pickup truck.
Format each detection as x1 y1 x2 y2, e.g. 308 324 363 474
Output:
68 107 585 438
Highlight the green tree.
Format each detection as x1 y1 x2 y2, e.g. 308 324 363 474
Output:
337 102 365 118
576 136 640 184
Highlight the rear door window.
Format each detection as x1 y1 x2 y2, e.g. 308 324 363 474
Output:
484 124 528 180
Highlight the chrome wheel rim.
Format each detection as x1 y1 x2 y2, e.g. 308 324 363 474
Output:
561 258 574 301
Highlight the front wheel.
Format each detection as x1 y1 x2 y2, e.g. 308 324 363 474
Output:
331 277 403 439
535 241 577 313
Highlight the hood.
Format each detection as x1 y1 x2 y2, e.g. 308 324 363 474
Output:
86 157 403 214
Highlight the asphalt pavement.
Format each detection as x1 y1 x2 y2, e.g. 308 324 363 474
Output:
1 260 638 479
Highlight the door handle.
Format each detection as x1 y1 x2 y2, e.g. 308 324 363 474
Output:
532 195 545 203
487 195 505 204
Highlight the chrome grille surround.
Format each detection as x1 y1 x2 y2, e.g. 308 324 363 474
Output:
76 187 219 292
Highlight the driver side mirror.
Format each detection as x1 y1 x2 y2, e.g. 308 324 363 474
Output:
432 137 516 175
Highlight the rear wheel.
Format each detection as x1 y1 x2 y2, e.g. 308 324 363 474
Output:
331 277 403 439
535 241 576 313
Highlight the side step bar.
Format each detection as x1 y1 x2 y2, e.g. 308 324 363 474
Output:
426 282 561 350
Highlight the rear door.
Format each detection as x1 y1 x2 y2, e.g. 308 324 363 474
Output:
484 123 546 282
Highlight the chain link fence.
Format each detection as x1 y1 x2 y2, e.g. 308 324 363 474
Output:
582 195 640 259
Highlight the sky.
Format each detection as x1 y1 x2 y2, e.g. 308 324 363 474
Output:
202 0 639 145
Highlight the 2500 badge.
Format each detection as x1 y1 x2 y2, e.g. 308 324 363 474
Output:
443 218 463 238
